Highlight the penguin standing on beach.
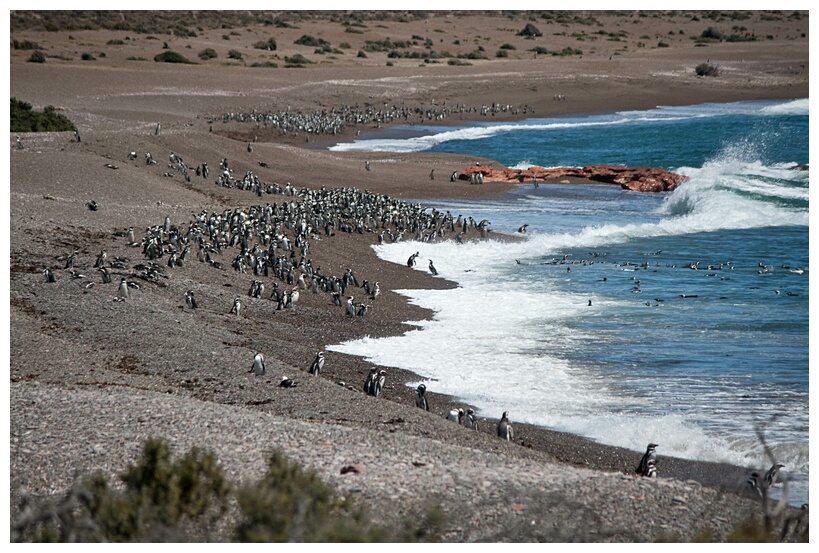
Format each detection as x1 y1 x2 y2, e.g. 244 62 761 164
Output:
249 353 266 376
309 351 325 376
117 277 130 299
363 368 377 395
415 384 430 411
447 408 464 425
636 443 658 477
497 411 514 441
428 259 438 275
465 408 479 430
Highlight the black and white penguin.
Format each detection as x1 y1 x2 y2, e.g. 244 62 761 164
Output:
447 408 464 424
279 376 297 388
465 408 478 430
249 353 266 376
184 290 198 309
309 351 325 376
428 259 438 275
363 367 377 395
415 383 429 411
497 411 514 441
117 277 130 299
372 370 386 397
43 268 56 283
635 443 658 477
230 297 242 316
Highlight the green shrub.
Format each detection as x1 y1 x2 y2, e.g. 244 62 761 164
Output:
657 41 669 47
357 50 367 58
294 34 330 48
106 39 124 45
495 49 508 58
198 48 217 60
284 53 311 65
153 51 196 64
227 49 243 60
499 43 516 50
81 52 95 60
11 438 444 543
28 50 45 63
695 62 719 76
250 61 278 68
700 27 724 40
11 97 75 132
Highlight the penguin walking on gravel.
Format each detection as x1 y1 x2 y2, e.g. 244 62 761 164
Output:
497 411 514 441
415 384 430 411
250 353 266 376
309 351 325 376
636 443 658 477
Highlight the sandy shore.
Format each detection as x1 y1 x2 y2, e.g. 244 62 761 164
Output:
8 11 809 542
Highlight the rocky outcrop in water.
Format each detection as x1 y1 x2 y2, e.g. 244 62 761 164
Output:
458 164 688 192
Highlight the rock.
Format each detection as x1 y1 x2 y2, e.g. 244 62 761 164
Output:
457 164 687 192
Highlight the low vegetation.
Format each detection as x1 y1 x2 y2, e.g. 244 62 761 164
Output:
10 97 76 132
695 62 719 76
11 438 443 543
153 51 196 64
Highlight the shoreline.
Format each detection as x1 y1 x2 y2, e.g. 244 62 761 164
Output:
10 11 809 540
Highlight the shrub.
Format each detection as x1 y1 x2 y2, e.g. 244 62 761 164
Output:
700 27 724 40
499 43 516 50
294 34 329 48
227 49 243 60
252 37 277 51
12 39 42 50
517 23 542 37
530 46 549 54
695 62 719 76
11 97 76 132
10 438 444 543
198 48 217 60
250 61 278 68
106 39 124 45
284 54 310 65
357 50 367 58
153 51 195 64
495 50 508 58
657 41 669 47
81 52 95 60
28 50 45 63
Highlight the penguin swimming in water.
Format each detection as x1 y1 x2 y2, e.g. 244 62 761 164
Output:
497 411 513 441
415 384 429 411
309 351 325 376
249 353 266 376
636 443 658 477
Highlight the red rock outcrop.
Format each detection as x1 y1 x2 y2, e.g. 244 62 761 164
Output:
457 164 688 192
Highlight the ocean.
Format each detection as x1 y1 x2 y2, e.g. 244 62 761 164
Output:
328 99 809 505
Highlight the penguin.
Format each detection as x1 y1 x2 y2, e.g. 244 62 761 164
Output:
465 408 478 430
117 277 130 299
43 268 56 283
249 353 266 376
517 224 529 233
636 443 658 477
370 281 380 301
448 408 465 424
364 160 370 171
345 295 357 317
230 297 242 316
309 351 325 376
371 370 386 397
184 290 198 309
126 227 136 245
428 259 438 275
497 411 513 441
747 471 763 498
363 368 377 395
415 383 429 411
407 252 419 267
279 376 297 388
87 200 99 211
64 251 78 269
155 123 161 135
764 463 785 488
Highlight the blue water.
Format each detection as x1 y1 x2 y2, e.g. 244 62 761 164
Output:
329 99 809 505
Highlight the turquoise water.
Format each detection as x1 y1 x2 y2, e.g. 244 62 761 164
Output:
329 99 809 504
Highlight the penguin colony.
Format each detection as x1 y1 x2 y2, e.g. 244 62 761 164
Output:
40 144 797 489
